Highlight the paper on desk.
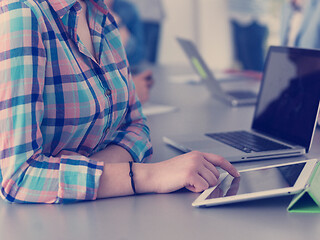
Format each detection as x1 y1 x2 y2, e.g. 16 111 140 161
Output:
168 73 201 84
142 102 177 116
168 71 255 84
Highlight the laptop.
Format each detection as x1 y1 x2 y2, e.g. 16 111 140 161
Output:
177 37 258 107
163 46 320 162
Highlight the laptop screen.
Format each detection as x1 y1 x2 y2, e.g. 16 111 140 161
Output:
176 37 223 91
252 46 320 151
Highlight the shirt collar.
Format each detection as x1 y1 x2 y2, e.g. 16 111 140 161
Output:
45 0 77 18
46 0 109 18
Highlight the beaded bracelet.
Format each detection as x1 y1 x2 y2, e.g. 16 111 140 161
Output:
129 161 137 194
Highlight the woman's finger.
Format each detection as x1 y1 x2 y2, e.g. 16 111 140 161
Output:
202 153 240 177
185 173 209 192
198 166 219 187
202 159 220 179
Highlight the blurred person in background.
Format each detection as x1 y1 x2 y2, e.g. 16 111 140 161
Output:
280 0 320 126
227 0 270 72
280 0 320 49
128 0 165 64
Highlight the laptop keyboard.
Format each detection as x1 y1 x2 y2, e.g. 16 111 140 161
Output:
205 131 291 153
227 90 257 99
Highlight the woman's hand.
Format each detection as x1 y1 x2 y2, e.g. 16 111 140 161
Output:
132 70 154 104
96 150 239 198
143 151 240 194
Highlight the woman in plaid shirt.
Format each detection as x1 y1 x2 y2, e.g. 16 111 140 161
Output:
0 0 239 203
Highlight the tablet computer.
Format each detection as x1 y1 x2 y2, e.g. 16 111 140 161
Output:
192 159 319 207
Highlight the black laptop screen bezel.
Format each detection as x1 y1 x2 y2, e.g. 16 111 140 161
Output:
251 46 320 152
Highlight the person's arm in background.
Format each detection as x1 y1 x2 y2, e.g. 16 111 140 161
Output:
132 70 153 104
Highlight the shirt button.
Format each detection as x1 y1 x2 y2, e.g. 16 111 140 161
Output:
105 90 112 96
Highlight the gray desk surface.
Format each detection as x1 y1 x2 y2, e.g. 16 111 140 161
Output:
1 65 320 240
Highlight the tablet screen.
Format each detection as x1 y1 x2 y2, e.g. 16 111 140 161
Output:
206 162 306 200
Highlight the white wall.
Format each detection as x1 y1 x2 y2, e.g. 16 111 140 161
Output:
158 0 196 66
158 0 233 70
198 0 233 70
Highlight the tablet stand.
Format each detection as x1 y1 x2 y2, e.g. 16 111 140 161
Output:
287 161 320 213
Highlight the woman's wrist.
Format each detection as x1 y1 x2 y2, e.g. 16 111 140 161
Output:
133 163 156 194
97 162 156 198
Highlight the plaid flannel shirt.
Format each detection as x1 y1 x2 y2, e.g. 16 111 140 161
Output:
0 0 152 203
